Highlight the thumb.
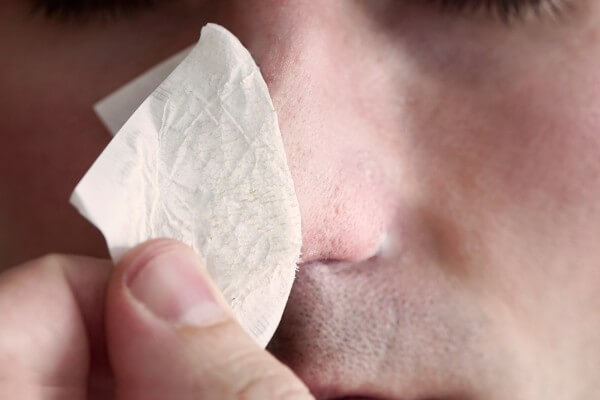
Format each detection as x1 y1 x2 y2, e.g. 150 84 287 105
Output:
105 239 312 400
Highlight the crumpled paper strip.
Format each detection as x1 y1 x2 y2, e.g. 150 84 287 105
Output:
71 23 302 347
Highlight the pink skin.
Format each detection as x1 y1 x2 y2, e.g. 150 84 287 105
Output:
3 0 600 398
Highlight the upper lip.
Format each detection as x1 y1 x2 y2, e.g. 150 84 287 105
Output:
325 397 386 400
272 246 460 400
270 259 415 400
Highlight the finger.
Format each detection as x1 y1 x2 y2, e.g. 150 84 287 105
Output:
0 254 112 399
105 239 312 400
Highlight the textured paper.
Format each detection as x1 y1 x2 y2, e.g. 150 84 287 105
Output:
95 46 192 135
71 23 302 347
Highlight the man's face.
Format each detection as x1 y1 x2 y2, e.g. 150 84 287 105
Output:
3 0 600 398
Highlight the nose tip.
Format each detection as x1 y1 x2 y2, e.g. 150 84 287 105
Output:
294 161 392 264
300 220 386 264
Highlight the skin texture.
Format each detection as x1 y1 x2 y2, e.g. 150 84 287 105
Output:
2 0 600 398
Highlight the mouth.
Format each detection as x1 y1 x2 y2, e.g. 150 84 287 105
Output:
307 382 444 400
327 397 402 400
319 391 450 400
327 397 385 400
321 393 445 400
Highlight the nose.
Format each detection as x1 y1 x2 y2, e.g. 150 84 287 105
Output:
218 0 396 263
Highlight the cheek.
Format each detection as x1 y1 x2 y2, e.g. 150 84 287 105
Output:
405 52 600 307
443 70 600 220
405 35 600 214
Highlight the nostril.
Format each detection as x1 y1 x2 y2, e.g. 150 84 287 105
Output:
282 124 394 265
296 178 392 264
299 221 388 264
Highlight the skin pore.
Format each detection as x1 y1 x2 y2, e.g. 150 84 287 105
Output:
2 0 600 398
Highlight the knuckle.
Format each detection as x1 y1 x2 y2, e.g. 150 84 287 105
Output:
34 253 68 268
222 346 265 370
205 346 312 400
177 315 252 356
235 369 312 400
181 311 241 339
15 253 109 273
16 253 69 276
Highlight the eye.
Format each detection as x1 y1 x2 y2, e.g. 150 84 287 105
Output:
433 0 568 20
30 0 165 21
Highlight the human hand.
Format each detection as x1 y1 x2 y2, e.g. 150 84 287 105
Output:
0 239 311 399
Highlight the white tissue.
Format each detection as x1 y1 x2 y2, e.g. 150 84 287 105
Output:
71 23 302 347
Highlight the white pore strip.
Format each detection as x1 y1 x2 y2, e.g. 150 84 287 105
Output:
71 23 302 347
